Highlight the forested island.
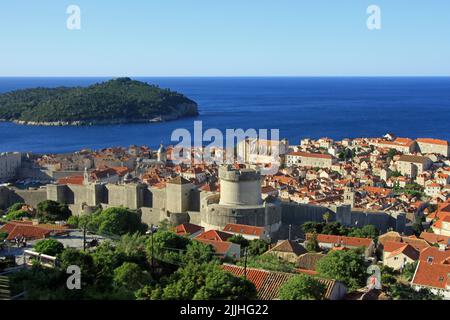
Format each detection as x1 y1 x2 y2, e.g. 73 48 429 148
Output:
0 78 199 126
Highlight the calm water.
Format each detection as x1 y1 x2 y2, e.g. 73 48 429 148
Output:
0 77 449 153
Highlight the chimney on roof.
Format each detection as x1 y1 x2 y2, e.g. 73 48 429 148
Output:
438 243 447 252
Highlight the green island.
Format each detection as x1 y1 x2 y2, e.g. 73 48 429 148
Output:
0 77 198 126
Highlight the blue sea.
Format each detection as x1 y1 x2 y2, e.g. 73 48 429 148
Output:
0 77 449 154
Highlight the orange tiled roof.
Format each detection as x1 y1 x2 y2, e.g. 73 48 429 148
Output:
175 223 204 236
195 229 233 242
223 223 265 237
419 247 450 264
412 261 450 290
0 221 68 241
195 239 235 257
311 233 373 248
417 138 449 146
419 232 450 245
57 175 84 185
221 264 338 300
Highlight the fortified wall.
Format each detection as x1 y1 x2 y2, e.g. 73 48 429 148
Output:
281 202 407 233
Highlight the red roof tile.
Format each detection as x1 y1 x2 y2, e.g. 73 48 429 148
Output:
195 230 233 242
412 261 450 290
223 223 265 237
175 223 204 236
311 233 373 248
419 247 450 265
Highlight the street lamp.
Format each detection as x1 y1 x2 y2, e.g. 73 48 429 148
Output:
146 224 158 274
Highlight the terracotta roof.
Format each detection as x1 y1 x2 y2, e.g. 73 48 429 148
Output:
386 244 419 261
0 221 68 241
57 175 84 185
221 264 340 300
417 138 449 146
311 233 373 248
296 253 326 270
175 223 204 236
195 239 235 257
394 137 415 146
378 231 402 246
412 261 450 290
383 241 408 253
195 229 233 242
419 247 450 264
267 240 307 256
419 232 450 245
223 223 265 237
91 167 117 180
401 237 431 251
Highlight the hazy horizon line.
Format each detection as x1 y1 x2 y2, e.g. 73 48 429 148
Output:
1 75 450 78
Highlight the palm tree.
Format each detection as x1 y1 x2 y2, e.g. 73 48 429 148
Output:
322 212 331 224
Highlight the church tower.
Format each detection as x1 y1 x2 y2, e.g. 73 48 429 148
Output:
157 144 167 164
343 181 355 208
83 167 90 185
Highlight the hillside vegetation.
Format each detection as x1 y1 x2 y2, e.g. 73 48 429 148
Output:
0 78 198 125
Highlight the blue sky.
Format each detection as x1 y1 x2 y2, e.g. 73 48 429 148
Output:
0 1 449 76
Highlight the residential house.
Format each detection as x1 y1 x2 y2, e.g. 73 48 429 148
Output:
411 261 450 299
223 223 270 241
221 264 347 300
308 234 375 258
382 241 419 271
264 240 307 264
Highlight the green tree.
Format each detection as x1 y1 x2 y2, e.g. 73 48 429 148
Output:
115 233 149 267
322 212 331 224
229 234 250 248
380 265 398 287
151 262 256 300
5 210 30 221
59 248 96 285
302 221 324 234
240 254 295 273
279 274 327 300
402 261 418 282
247 239 269 256
305 232 320 252
95 207 147 236
66 215 79 228
387 149 398 159
34 239 64 256
7 202 25 212
316 249 367 290
113 262 152 293
348 225 379 239
389 283 442 300
146 230 191 265
37 200 71 222
182 240 216 264
0 231 8 241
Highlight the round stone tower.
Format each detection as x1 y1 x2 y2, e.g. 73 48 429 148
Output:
218 165 262 206
200 165 281 237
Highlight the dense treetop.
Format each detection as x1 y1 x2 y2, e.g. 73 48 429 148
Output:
0 78 198 124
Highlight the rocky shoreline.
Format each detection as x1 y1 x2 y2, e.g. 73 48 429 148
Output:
0 103 199 127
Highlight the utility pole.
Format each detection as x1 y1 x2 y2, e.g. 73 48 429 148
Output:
147 224 156 275
83 222 87 251
243 247 248 280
